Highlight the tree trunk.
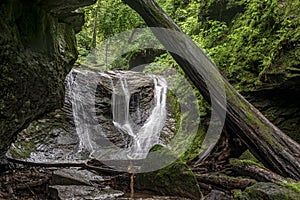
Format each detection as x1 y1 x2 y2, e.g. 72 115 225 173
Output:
229 159 291 183
195 173 256 191
122 0 300 180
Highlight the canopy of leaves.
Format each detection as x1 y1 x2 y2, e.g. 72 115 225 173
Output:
76 0 145 63
77 0 300 90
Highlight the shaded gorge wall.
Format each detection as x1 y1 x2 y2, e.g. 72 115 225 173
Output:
0 0 96 158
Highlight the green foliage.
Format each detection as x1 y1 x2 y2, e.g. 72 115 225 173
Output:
193 0 300 89
143 0 299 90
77 0 300 89
76 0 145 64
96 1 144 39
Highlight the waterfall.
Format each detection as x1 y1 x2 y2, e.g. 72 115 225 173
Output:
112 76 135 140
111 74 168 159
65 70 100 155
65 68 167 160
128 75 168 159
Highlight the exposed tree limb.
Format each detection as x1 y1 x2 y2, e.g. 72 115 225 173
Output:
195 173 256 190
229 159 292 183
122 0 300 180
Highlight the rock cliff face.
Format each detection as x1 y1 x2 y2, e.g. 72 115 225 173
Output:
0 0 96 158
243 72 300 143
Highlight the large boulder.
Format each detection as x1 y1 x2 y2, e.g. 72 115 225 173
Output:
0 0 96 158
135 155 202 200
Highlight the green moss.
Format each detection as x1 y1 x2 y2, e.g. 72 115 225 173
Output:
230 157 265 169
180 125 206 162
233 189 243 199
280 182 300 195
9 140 35 159
237 182 300 200
238 150 264 167
135 156 202 200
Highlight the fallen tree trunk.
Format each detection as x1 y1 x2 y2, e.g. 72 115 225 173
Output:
122 0 300 180
195 173 256 191
229 159 291 183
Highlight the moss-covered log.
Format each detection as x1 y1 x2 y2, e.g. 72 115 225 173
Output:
195 173 256 191
122 0 300 180
229 159 290 183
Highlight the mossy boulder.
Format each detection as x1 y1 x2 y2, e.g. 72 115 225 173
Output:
134 146 202 200
236 182 300 200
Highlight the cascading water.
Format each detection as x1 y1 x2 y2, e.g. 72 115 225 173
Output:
130 75 168 159
112 76 135 140
65 70 99 155
66 68 168 161
111 74 168 159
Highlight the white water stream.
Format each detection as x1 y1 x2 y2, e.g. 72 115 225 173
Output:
66 69 167 160
111 74 167 159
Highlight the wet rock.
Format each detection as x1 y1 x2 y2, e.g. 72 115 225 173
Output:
51 168 104 186
237 182 300 200
7 110 82 162
51 185 124 200
48 166 125 200
8 68 178 163
0 0 95 158
65 68 177 151
118 196 190 200
203 190 233 200
94 70 155 147
135 148 202 200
